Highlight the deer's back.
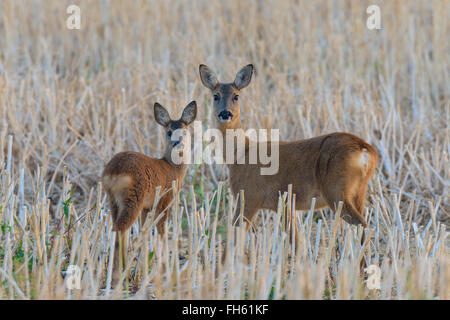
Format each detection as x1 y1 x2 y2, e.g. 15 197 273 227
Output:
229 132 377 210
102 151 175 197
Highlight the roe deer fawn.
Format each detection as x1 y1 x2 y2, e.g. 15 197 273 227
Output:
102 101 197 285
199 64 378 231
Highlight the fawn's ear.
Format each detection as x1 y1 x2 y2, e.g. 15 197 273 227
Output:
181 101 197 125
234 64 253 89
199 64 218 90
154 102 171 127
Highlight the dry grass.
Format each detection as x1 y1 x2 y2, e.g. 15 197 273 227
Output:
0 0 448 299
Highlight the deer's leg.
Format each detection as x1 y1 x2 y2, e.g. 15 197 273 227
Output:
140 209 151 230
152 193 174 236
353 174 371 218
288 210 299 247
106 191 119 223
113 186 145 232
322 177 370 275
342 201 367 227
321 179 367 227
218 200 257 264
106 191 121 288
352 178 372 273
321 183 369 279
233 205 259 232
232 198 259 228
112 230 127 288
111 187 145 288
155 209 169 236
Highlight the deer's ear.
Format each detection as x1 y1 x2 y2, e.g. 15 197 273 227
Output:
234 64 253 89
154 103 171 127
199 64 218 90
181 101 197 125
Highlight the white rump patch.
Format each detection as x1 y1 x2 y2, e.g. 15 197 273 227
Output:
103 175 132 196
357 148 370 173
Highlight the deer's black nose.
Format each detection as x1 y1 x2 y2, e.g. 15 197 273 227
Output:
218 110 233 122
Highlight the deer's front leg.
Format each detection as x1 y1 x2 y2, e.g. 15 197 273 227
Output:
232 195 260 231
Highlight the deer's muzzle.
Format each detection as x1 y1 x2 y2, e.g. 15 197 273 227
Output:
218 110 233 122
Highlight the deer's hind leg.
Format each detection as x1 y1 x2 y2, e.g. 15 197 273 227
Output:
114 186 145 232
321 176 369 273
153 194 175 236
352 174 374 272
139 208 151 230
106 191 119 224
111 185 146 288
352 178 369 220
320 174 367 227
112 230 127 287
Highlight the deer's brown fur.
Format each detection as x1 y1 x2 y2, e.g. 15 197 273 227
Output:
199 64 378 228
102 101 197 286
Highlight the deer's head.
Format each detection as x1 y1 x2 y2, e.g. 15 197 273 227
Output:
199 64 253 129
154 101 197 165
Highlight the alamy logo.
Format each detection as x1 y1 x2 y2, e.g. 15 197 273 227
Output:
65 265 81 290
366 5 381 30
66 5 81 30
365 264 381 289
168 121 280 175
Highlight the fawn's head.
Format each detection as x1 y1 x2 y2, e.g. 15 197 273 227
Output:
199 64 253 129
154 101 197 165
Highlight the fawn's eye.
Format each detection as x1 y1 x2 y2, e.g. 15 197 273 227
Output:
213 94 220 101
167 131 172 137
233 95 239 101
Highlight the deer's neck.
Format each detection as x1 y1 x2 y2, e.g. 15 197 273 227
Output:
218 118 251 168
162 156 188 180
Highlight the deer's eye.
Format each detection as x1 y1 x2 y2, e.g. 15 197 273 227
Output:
233 95 239 101
213 94 220 101
167 131 172 137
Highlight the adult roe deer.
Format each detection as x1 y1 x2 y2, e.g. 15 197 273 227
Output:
102 101 197 285
199 64 378 230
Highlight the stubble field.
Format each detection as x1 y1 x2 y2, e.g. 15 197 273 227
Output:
0 0 448 299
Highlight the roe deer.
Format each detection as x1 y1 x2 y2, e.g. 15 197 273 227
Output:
102 101 197 285
199 64 378 230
